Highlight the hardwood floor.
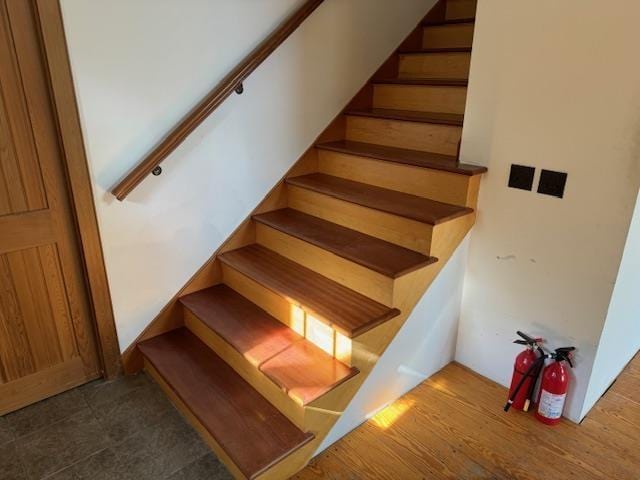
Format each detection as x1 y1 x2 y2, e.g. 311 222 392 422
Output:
297 355 640 479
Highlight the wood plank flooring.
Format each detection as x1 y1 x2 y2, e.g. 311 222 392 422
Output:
296 354 640 479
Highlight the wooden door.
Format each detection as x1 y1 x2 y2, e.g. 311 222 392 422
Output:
0 0 100 414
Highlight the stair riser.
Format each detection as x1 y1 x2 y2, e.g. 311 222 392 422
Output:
446 0 477 20
144 361 247 480
422 23 474 49
317 150 474 207
221 263 305 334
184 310 307 428
346 115 462 155
287 185 433 255
373 84 467 114
399 52 471 79
256 222 396 306
222 263 355 368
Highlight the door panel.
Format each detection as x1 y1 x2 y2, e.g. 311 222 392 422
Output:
0 0 100 413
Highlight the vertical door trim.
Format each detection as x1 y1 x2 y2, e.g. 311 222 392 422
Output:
32 0 120 378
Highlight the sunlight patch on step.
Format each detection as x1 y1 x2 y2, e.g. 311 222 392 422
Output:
289 304 306 337
335 331 352 365
287 306 354 365
306 315 335 356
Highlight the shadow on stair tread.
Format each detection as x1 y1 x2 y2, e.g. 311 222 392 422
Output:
286 173 474 225
399 47 472 55
373 77 468 86
219 244 401 338
180 285 359 406
424 17 475 26
254 208 436 278
316 140 486 176
345 107 464 126
138 328 314 480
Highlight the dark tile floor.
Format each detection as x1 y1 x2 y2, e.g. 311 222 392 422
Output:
0 373 233 480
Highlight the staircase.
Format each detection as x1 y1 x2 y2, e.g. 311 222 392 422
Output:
131 0 486 478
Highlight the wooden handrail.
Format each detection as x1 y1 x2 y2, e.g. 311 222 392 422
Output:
111 0 325 201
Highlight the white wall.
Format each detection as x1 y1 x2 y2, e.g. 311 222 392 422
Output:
320 237 470 452
456 0 640 422
60 0 435 351
582 189 640 415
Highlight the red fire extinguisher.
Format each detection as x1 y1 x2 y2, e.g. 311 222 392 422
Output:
535 347 575 425
504 331 544 412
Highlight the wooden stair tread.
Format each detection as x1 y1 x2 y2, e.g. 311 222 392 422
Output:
180 285 359 405
254 208 435 278
180 284 302 367
399 47 472 55
345 108 464 126
374 77 468 87
261 340 359 406
286 173 474 225
424 18 475 26
138 329 314 480
219 244 400 338
316 140 487 176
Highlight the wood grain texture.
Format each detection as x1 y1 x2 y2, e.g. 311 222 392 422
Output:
319 146 479 208
287 173 473 225
255 222 398 306
35 0 120 378
184 307 307 429
399 51 471 79
298 355 640 480
445 0 477 20
373 83 467 114
401 46 472 54
424 17 476 26
316 140 485 175
111 0 325 201
0 357 95 415
0 0 101 411
183 280 362 414
422 22 475 49
253 208 434 278
260 340 358 407
0 210 55 255
317 149 477 207
345 114 462 155
346 107 464 126
287 184 434 255
374 77 468 86
139 329 314 480
181 285 301 367
219 244 400 338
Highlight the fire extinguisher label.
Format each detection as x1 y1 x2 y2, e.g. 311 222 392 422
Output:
538 389 566 419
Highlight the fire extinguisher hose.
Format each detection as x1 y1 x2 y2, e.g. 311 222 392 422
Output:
523 359 545 412
503 355 546 412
